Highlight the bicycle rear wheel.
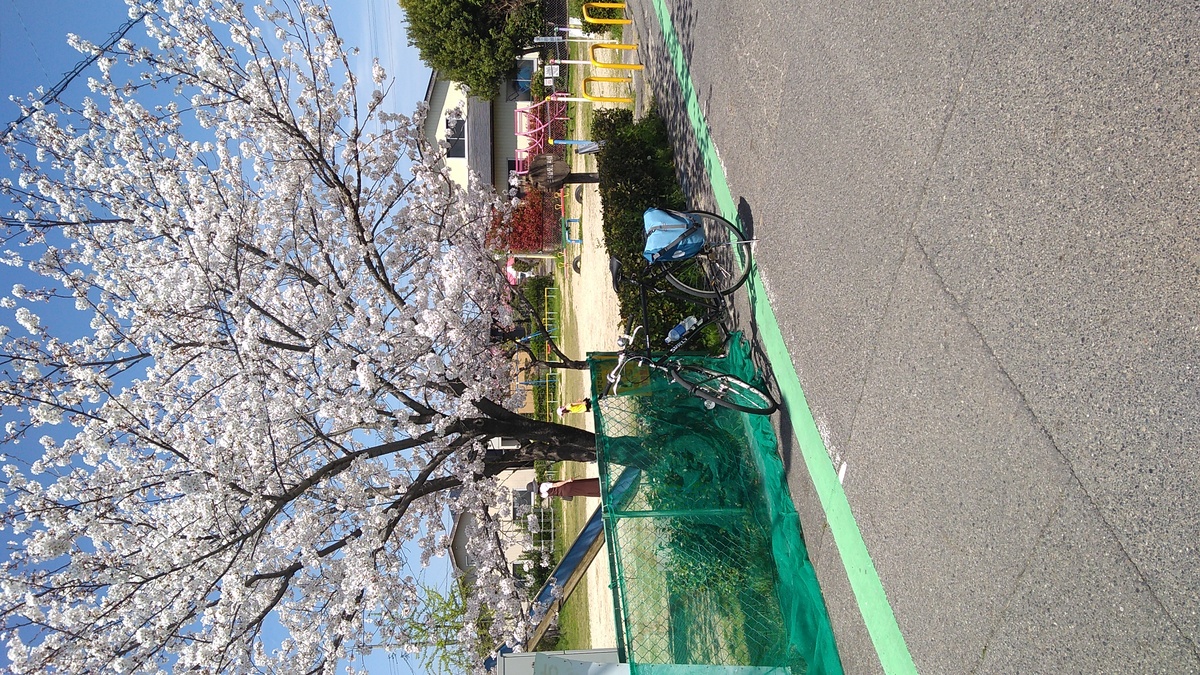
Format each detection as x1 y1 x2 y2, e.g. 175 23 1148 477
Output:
670 365 778 415
664 210 753 299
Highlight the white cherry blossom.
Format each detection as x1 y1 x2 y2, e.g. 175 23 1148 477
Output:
0 1 597 673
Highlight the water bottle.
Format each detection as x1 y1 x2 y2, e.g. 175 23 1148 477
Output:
665 316 699 344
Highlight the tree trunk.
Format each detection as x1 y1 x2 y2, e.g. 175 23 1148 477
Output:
468 415 597 473
509 341 588 370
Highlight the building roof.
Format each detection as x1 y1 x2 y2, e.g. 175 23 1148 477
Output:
466 97 493 190
422 70 439 105
449 510 480 587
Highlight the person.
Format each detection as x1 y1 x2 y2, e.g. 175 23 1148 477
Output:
527 478 601 501
556 397 592 417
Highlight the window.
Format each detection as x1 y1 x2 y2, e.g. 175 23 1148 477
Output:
512 488 533 516
445 118 465 158
507 60 535 102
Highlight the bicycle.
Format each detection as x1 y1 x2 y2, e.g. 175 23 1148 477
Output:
598 208 778 415
642 207 755 299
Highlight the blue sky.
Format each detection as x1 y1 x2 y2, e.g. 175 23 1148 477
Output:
0 0 432 124
0 2 447 673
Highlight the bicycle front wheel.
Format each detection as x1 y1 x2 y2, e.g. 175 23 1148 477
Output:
671 365 778 415
664 210 753 299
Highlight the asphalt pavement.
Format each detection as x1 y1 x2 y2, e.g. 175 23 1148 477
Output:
623 1 1200 673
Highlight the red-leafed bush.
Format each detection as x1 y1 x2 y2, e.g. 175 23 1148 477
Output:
488 187 558 252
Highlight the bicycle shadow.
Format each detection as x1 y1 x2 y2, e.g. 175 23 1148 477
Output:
725 199 797 477
682 195 797 477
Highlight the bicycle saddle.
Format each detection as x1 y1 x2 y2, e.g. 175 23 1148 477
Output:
608 256 624 294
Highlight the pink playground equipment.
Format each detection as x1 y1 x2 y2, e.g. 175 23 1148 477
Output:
513 98 569 175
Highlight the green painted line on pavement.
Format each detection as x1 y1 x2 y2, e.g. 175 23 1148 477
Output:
645 1 918 672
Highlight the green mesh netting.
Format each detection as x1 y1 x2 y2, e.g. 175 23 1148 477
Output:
590 335 843 675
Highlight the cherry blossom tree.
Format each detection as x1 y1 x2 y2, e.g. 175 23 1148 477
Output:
0 1 594 672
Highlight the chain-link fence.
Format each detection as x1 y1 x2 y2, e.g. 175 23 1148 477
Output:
589 338 844 675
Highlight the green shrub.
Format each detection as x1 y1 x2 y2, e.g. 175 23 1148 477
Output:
592 108 686 261
521 274 554 316
591 108 720 348
520 274 555 356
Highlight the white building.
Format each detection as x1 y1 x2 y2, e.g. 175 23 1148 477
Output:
422 60 539 194
448 438 549 590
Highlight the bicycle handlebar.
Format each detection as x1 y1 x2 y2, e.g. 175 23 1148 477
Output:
615 325 642 350
606 326 644 395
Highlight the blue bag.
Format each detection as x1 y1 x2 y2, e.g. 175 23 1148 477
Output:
642 208 705 263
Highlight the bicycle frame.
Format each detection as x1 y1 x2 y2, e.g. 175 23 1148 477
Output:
628 259 725 354
603 258 729 396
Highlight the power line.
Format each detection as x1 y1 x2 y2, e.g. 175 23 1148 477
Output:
2 11 147 142
6 4 52 80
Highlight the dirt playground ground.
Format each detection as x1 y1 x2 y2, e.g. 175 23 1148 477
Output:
549 64 650 648
555 146 620 650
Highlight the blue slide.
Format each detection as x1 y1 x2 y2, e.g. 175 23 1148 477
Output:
485 467 639 669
